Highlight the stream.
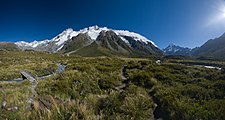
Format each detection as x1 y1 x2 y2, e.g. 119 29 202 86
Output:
0 63 66 111
38 64 66 79
28 63 66 109
0 64 66 83
170 61 223 71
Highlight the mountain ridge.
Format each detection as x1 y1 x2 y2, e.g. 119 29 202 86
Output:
163 44 192 56
193 32 225 59
14 26 162 57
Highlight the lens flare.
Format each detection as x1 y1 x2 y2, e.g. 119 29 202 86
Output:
219 1 225 18
205 0 225 27
222 7 225 18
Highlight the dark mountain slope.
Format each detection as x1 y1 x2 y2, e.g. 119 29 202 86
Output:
60 33 93 53
194 33 225 59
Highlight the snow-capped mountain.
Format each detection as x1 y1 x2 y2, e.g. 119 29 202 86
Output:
163 44 191 56
15 40 50 50
15 26 162 56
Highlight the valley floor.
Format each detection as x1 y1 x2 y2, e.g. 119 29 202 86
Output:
0 51 224 120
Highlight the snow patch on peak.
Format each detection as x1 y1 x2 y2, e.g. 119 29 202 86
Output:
88 25 100 30
52 28 77 46
15 40 50 48
78 26 110 40
65 28 74 32
168 43 176 47
119 36 130 44
114 30 157 47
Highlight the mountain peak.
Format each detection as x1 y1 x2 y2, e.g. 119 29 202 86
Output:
168 43 176 47
163 44 191 56
88 25 100 30
65 28 74 32
15 26 159 54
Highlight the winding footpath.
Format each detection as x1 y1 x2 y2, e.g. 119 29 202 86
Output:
115 65 128 92
115 65 160 120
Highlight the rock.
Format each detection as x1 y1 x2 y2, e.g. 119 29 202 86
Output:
25 59 31 63
2 101 6 109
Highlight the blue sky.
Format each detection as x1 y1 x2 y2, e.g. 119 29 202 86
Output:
0 0 225 49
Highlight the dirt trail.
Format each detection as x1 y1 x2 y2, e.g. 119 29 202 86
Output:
115 65 161 120
115 65 129 92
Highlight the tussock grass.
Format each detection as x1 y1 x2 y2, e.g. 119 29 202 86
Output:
0 51 224 119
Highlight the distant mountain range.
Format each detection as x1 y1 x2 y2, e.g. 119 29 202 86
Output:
163 44 192 56
163 33 225 59
14 26 162 57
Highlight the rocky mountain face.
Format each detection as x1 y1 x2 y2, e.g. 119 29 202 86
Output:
124 36 162 56
60 33 93 54
96 30 132 54
15 26 163 57
193 33 225 59
163 44 192 56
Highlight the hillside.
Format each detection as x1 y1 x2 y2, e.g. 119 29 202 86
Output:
193 33 225 59
0 42 19 51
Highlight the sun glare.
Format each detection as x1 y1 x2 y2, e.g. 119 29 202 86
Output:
219 0 225 18
222 9 225 18
206 0 225 27
217 0 225 19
